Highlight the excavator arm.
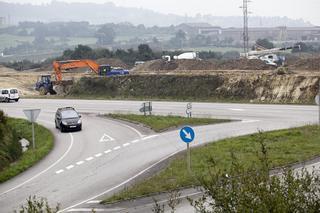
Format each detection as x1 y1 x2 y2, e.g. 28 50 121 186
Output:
53 59 100 81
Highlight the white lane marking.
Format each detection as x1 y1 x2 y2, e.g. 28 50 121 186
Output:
99 133 115 142
123 143 130 147
86 157 94 161
104 149 112 154
131 139 139 144
95 153 103 158
141 134 159 141
229 108 245 111
66 165 74 170
242 120 260 123
67 208 125 212
86 200 101 204
55 170 64 174
59 149 183 213
76 161 84 165
113 146 121 151
0 133 74 197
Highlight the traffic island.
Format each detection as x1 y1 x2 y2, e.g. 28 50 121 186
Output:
105 114 231 132
103 125 320 204
0 117 54 183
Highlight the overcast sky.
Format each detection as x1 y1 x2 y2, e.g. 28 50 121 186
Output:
4 0 320 25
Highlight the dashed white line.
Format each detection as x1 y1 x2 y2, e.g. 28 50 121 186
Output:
142 135 159 140
76 161 84 165
86 200 101 204
55 169 64 174
113 146 121 151
66 165 74 170
104 149 112 154
241 120 260 123
229 108 245 111
86 157 94 161
95 153 103 158
131 139 139 144
123 143 130 147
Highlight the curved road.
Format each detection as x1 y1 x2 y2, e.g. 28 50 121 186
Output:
0 99 317 212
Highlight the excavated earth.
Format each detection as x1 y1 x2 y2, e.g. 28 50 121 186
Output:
1 57 320 103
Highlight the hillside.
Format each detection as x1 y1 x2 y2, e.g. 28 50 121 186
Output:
0 1 312 27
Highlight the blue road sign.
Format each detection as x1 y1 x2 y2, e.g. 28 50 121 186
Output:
180 126 195 143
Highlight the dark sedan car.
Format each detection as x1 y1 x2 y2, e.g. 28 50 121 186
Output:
55 107 82 132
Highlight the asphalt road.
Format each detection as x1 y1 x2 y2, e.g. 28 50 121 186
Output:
0 99 318 212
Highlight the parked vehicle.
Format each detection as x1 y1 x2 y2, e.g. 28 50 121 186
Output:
0 88 20 102
55 107 82 132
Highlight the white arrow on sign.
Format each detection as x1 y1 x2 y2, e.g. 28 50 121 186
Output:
99 134 115 142
182 129 192 140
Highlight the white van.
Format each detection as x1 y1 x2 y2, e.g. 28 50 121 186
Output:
0 88 20 102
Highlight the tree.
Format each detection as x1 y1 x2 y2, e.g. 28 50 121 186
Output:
96 25 116 45
189 138 320 212
292 42 313 53
70 45 96 59
170 30 187 49
138 44 154 61
256 38 274 49
18 195 60 213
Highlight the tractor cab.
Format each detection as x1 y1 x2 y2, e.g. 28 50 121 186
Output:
98 65 111 76
35 75 56 95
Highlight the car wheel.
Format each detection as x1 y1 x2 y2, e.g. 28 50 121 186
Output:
60 125 64 133
15 99 19 102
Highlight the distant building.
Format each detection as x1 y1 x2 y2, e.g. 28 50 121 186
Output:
194 25 320 42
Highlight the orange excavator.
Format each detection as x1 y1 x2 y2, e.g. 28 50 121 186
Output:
35 59 129 95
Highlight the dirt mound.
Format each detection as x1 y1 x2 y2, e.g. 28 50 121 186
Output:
214 59 273 70
133 59 273 72
96 58 129 69
289 57 320 71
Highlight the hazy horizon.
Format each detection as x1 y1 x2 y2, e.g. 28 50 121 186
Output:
2 0 319 26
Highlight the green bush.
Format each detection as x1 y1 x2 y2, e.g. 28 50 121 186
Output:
0 111 22 171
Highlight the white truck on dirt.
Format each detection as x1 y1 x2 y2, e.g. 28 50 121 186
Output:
173 52 199 60
0 88 20 102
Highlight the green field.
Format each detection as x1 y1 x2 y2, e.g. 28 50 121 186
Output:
103 125 320 203
106 114 230 132
0 34 34 50
0 118 54 183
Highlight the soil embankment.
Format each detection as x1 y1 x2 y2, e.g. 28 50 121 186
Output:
69 71 320 104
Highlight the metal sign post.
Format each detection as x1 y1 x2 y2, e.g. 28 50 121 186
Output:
180 126 195 173
186 102 192 118
139 102 152 116
23 109 41 149
316 80 320 125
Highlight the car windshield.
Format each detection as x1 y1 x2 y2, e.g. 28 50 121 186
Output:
61 110 78 119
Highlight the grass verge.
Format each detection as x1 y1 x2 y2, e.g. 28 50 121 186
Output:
0 118 54 183
103 125 320 203
106 114 230 132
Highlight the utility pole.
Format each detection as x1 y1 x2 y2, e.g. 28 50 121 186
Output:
242 0 250 57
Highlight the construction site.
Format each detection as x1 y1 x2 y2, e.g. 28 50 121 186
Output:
0 53 319 103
